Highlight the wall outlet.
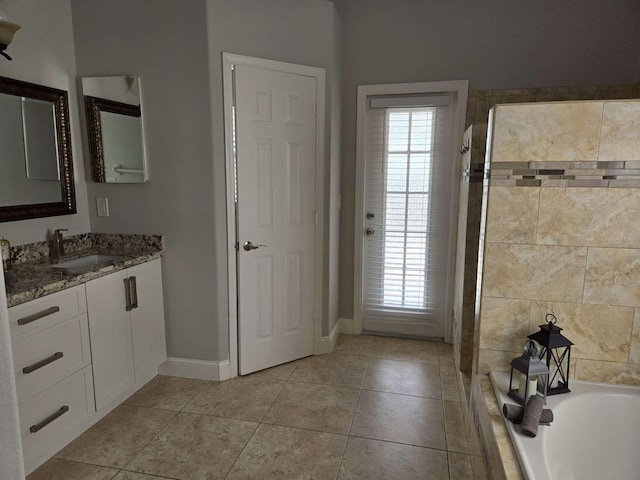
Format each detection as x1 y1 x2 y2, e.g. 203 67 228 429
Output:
96 197 109 217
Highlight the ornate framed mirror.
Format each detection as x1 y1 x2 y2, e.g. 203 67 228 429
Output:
0 76 76 222
82 76 148 183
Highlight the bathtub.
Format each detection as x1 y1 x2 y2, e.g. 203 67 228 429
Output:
489 371 640 480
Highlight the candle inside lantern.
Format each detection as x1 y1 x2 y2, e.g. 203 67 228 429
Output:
519 374 537 400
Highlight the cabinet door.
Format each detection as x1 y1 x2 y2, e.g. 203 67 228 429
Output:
129 259 166 384
86 270 134 411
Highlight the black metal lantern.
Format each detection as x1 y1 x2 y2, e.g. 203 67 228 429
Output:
508 339 549 406
528 313 573 395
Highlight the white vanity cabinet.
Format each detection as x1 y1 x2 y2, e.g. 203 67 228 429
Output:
8 257 166 474
8 285 95 474
86 258 166 412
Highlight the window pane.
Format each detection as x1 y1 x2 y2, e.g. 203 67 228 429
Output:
385 193 406 228
387 112 409 151
410 110 433 151
406 194 428 231
386 154 407 192
409 153 431 192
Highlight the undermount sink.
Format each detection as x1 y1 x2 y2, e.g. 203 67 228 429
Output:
50 254 126 274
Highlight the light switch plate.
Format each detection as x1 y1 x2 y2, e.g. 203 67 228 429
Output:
96 197 109 217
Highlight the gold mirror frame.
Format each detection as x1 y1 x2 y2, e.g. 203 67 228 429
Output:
84 96 142 183
0 76 76 222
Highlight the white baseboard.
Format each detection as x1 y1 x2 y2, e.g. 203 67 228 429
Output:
315 319 341 355
159 357 231 381
338 317 355 334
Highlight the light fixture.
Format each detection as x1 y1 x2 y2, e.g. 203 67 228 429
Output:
528 313 573 395
0 11 21 61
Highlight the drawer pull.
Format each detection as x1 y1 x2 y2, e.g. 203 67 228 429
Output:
130 276 138 309
17 306 61 326
22 352 64 374
124 278 132 311
29 405 69 433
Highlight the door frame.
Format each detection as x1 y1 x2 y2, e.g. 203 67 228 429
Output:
353 80 469 342
222 53 326 378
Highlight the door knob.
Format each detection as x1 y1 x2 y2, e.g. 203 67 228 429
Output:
365 228 374 236
243 241 266 251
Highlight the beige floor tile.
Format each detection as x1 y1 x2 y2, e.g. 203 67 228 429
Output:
351 390 446 449
362 358 442 399
334 334 376 357
125 412 257 480
246 361 298 380
437 343 455 367
124 375 209 411
55 405 175 469
27 458 118 480
288 353 369 388
444 401 469 454
262 381 359 434
226 424 346 480
114 473 170 480
440 365 462 402
448 452 474 479
338 437 449 480
182 376 284 422
372 337 439 364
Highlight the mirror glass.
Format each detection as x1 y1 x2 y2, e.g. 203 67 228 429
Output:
0 76 76 222
82 76 148 183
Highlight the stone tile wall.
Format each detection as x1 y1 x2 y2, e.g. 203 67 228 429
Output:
475 99 640 385
466 83 640 127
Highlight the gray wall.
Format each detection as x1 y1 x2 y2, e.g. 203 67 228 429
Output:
333 0 640 320
0 0 91 245
71 0 220 361
205 0 341 339
72 0 340 361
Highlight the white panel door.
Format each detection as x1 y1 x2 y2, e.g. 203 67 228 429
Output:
235 64 316 375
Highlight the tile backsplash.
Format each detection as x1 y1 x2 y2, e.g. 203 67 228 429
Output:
475 99 640 386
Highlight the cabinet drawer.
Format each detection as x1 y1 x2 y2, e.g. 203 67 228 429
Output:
19 366 95 459
13 314 91 401
9 286 87 338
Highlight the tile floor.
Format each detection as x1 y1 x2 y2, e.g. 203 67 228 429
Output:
29 335 473 480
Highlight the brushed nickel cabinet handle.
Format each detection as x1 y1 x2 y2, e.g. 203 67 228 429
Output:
22 352 64 374
29 405 69 433
124 277 132 311
130 276 138 309
17 306 60 326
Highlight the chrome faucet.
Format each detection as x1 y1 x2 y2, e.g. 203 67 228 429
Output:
49 228 69 260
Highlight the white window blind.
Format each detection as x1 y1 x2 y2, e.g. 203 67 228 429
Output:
363 97 453 332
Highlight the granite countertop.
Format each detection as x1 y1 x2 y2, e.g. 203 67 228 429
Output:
3 233 163 308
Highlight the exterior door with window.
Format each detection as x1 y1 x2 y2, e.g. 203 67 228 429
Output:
362 96 456 338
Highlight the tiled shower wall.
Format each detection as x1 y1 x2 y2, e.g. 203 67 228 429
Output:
475 99 640 385
455 83 640 374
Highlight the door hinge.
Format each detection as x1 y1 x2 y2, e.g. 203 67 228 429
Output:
314 211 318 226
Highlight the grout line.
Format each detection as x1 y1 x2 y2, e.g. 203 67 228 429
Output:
222 421 261 480
335 354 372 480
117 406 179 473
119 469 181 480
347 433 451 453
